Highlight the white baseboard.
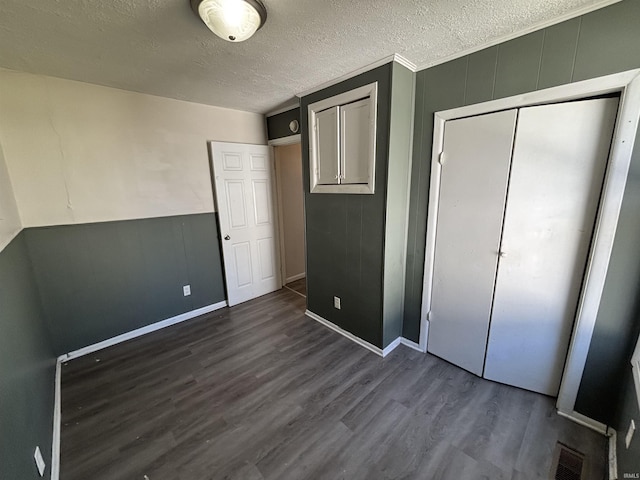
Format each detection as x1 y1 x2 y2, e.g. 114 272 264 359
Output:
60 301 228 361
383 337 402 357
557 409 608 435
304 310 410 358
400 337 426 353
608 428 618 480
305 310 384 357
50 301 228 477
50 359 61 480
285 273 306 283
303 310 431 358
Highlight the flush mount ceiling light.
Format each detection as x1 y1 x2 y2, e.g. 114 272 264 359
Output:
190 0 267 42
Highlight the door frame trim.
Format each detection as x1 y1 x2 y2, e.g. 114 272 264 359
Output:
269 135 303 287
272 145 288 287
269 137 306 288
268 134 301 147
419 69 640 417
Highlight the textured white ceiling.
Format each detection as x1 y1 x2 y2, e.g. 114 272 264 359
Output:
0 0 620 113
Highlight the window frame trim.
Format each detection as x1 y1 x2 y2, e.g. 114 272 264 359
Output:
308 82 378 194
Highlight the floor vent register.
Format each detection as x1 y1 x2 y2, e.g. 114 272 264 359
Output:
551 442 586 480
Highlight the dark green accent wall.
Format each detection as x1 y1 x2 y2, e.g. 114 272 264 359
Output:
267 108 301 140
615 356 640 475
0 232 56 480
25 213 226 354
404 0 640 424
301 64 392 349
0 213 225 475
613 304 640 475
301 62 415 349
577 126 640 423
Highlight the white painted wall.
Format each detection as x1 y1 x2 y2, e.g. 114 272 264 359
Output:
0 69 266 227
0 142 21 252
274 143 305 282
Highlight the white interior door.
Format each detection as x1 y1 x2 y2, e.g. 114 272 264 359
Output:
210 142 281 307
427 110 518 376
484 97 619 395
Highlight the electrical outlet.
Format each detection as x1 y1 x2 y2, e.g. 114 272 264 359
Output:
625 419 636 449
34 446 45 476
183 285 191 296
334 296 341 309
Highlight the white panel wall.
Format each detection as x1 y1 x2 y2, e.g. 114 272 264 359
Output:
0 69 266 227
0 143 21 252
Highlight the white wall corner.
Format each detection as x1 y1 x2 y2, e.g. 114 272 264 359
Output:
382 337 402 357
0 141 22 252
392 54 417 72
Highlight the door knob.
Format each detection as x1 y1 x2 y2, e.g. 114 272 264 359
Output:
224 235 230 241
498 250 507 258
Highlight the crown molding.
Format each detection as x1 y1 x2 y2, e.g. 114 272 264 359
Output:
296 53 417 99
294 0 621 100
392 53 417 72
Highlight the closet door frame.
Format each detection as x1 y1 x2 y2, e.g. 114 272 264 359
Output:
420 69 640 431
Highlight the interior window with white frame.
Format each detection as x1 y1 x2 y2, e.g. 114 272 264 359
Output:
308 82 377 194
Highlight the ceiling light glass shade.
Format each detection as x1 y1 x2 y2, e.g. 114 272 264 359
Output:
191 0 267 42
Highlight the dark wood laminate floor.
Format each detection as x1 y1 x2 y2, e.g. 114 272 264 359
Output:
60 288 606 480
285 277 306 297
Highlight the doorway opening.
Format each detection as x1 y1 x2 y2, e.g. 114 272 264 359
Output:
273 141 307 298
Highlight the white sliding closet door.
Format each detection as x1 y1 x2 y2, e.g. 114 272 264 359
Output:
427 110 518 376
483 98 619 395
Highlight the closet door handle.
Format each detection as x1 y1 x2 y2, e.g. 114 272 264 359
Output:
498 250 507 258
